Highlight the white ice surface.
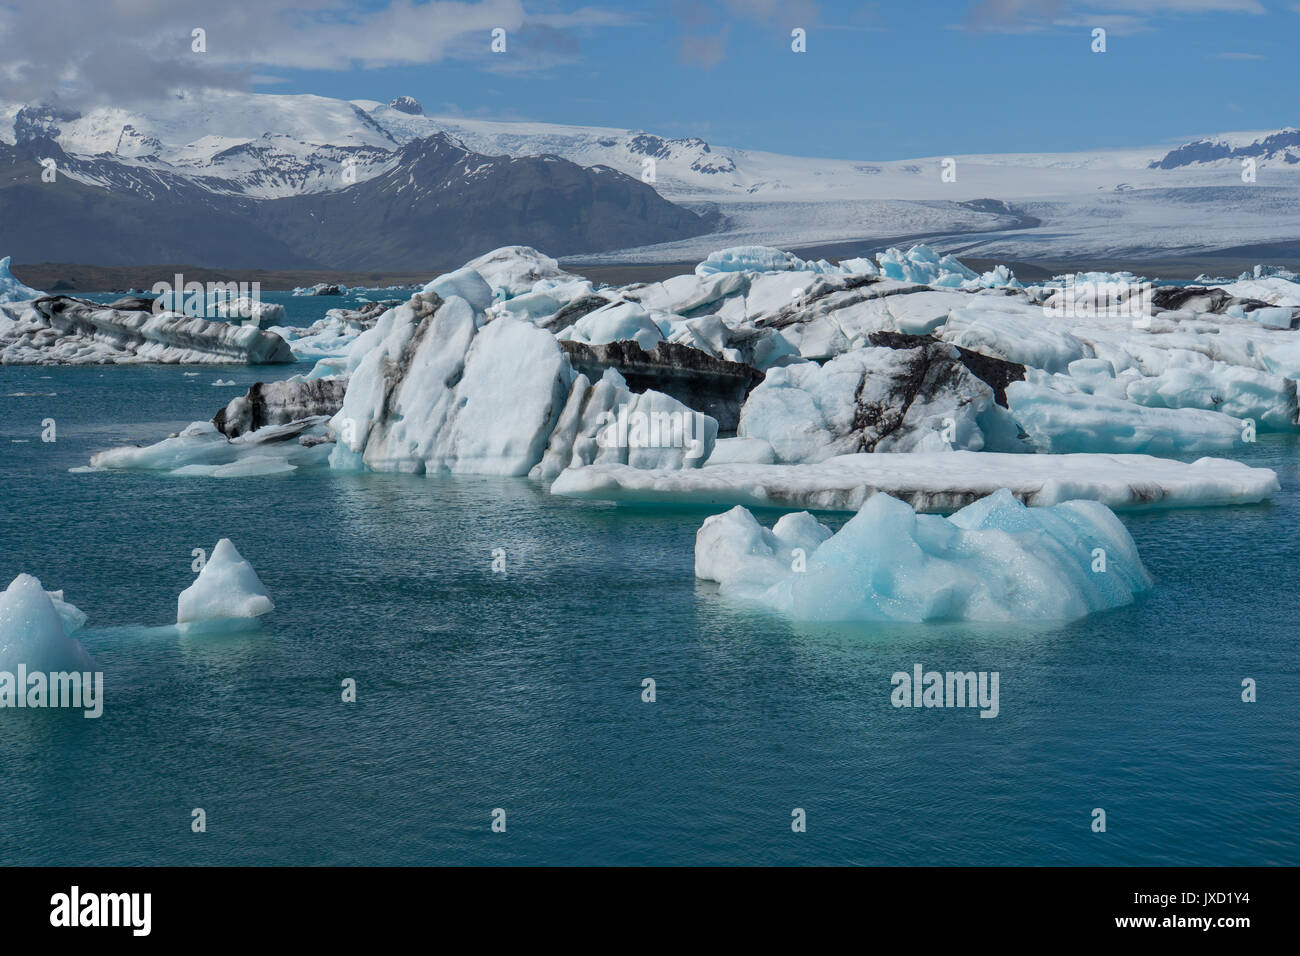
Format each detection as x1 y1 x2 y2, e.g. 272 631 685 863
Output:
177 539 274 625
552 450 1278 513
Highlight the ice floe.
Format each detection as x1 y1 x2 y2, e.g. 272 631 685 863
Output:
87 419 331 477
552 450 1278 513
696 490 1150 623
2 295 294 365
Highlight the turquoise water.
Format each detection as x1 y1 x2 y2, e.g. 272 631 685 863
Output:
0 364 1297 865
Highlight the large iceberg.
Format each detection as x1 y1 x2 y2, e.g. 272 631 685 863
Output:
330 289 716 477
177 539 275 628
697 490 1151 623
0 574 95 673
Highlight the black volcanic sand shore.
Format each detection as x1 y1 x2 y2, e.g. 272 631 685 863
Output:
12 251 1300 293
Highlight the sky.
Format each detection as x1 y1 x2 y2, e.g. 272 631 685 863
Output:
0 0 1295 160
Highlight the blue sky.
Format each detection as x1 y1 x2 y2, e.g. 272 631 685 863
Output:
4 0 1296 159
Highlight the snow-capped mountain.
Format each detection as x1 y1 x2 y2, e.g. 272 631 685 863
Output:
2 88 1299 267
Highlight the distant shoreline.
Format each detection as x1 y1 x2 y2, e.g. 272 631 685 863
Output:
11 250 1299 293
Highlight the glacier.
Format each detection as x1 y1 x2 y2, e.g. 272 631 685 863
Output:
696 490 1151 624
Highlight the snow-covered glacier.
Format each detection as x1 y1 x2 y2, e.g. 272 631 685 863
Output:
695 490 1151 623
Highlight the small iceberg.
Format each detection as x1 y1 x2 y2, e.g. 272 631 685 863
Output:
177 539 275 632
0 255 42 303
695 489 1152 623
0 573 95 672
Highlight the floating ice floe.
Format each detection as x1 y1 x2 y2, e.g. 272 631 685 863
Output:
292 283 347 296
177 539 274 629
86 419 331 477
0 255 42 304
1 296 294 365
0 573 95 672
552 450 1279 513
693 243 1018 291
154 290 286 327
696 490 1151 623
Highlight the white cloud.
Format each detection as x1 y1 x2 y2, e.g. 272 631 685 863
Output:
965 0 1266 33
0 0 631 105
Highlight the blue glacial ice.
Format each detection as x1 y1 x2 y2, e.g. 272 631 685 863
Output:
0 255 42 303
695 490 1152 623
1006 380 1246 454
0 573 95 672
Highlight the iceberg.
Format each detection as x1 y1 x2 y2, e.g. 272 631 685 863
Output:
465 246 576 299
2 295 294 365
88 419 332 476
696 507 833 591
0 256 42 303
940 301 1090 373
1006 381 1245 454
551 450 1278 513
177 539 274 627
696 246 832 276
331 289 717 478
559 300 666 351
737 341 1024 461
0 573 95 673
421 266 494 313
697 490 1150 623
